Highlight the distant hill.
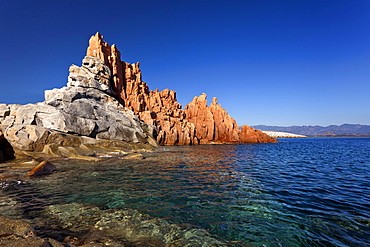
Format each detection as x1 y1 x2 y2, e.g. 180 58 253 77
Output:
252 124 370 136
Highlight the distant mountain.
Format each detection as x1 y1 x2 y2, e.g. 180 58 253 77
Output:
252 124 370 136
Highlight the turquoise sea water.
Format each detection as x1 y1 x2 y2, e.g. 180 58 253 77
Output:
2 137 370 246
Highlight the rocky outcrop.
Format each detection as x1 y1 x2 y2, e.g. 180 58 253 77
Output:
240 125 278 143
86 33 198 145
185 94 278 144
0 56 158 158
86 33 277 145
0 33 276 152
185 94 241 144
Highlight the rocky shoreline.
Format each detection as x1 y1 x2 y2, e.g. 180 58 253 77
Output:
0 33 277 164
0 33 274 246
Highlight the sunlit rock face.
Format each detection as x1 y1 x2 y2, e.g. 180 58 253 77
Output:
185 94 241 144
86 32 277 145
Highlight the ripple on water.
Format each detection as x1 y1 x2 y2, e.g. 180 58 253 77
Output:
1 138 370 246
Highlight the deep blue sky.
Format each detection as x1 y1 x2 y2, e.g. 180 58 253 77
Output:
1 0 369 126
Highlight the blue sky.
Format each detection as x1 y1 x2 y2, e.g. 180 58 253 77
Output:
1 0 369 126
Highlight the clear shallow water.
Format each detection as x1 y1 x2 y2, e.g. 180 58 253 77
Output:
2 137 370 246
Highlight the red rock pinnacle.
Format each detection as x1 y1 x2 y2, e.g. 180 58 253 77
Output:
86 33 277 145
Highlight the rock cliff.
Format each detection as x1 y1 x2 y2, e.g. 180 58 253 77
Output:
86 33 277 145
0 56 158 159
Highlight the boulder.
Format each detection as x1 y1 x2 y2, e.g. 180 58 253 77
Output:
3 125 50 151
28 160 56 177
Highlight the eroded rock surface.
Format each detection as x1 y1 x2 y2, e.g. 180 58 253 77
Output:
86 33 277 145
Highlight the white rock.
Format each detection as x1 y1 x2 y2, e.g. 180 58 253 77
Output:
262 131 306 138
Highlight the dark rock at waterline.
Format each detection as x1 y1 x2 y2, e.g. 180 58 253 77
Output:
0 131 15 163
28 160 56 177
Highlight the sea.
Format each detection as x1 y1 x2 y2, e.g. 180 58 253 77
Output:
1 137 370 246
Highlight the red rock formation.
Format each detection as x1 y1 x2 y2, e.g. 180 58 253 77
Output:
240 125 278 143
86 33 197 145
86 33 277 145
185 94 277 144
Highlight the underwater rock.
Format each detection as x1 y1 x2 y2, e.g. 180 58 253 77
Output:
0 215 35 238
42 202 235 246
0 216 65 247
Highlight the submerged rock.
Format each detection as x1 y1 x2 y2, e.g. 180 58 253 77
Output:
0 215 35 238
41 202 240 246
0 216 64 247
